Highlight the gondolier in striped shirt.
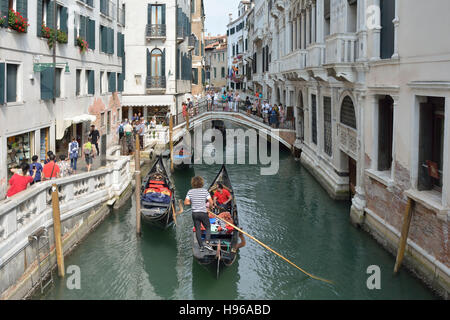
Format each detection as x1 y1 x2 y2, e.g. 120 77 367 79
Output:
185 176 214 252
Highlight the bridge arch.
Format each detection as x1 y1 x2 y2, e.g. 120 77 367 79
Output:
173 111 295 149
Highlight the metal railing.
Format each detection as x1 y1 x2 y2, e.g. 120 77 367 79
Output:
146 24 166 38
146 76 167 89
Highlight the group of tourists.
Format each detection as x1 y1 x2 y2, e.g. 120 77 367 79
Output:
5 125 102 199
118 114 152 156
245 94 286 128
205 90 242 112
181 98 196 121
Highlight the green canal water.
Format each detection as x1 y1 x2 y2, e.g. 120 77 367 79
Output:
37 123 438 300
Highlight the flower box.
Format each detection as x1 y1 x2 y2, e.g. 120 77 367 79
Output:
8 9 29 33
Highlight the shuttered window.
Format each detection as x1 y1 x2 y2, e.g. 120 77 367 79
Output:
0 63 5 104
323 96 332 156
76 69 81 96
108 72 116 92
117 73 124 92
16 0 28 19
6 64 18 103
100 25 114 54
311 94 317 145
340 96 357 129
87 70 95 95
60 6 68 34
192 68 198 84
40 67 54 101
87 18 95 50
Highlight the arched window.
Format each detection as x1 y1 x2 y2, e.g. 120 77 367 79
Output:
340 96 357 129
151 48 162 77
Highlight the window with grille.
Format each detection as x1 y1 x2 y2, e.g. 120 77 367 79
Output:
324 96 332 156
311 94 317 145
340 96 356 129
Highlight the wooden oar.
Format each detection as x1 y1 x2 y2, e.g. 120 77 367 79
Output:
171 202 177 226
207 210 333 285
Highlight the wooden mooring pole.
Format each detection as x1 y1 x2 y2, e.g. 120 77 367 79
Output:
169 114 174 173
394 197 414 274
135 133 142 235
51 184 65 277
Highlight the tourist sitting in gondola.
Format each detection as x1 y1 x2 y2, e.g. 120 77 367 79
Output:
213 183 232 211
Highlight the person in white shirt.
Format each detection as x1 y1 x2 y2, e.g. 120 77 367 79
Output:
234 93 241 112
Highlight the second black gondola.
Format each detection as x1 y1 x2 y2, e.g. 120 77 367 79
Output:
140 155 175 228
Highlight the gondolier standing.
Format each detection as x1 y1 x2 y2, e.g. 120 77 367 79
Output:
184 176 215 252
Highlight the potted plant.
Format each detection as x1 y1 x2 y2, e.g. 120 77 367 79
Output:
57 29 68 44
8 9 29 33
41 24 56 48
76 37 89 53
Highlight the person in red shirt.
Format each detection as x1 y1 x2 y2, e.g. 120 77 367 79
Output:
213 183 232 211
42 154 61 180
7 163 37 198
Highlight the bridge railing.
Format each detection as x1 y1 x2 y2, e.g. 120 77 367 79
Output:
173 97 295 130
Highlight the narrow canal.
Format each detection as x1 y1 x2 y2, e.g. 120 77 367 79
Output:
37 122 438 300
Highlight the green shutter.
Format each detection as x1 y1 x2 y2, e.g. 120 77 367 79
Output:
36 0 43 35
101 26 107 52
88 19 95 50
148 4 151 24
147 49 151 76
162 4 166 25
117 32 120 57
41 67 54 101
110 72 116 92
88 70 95 95
161 48 166 77
16 0 28 19
47 0 55 29
60 6 68 34
0 63 5 104
80 15 86 39
111 28 115 54
118 73 123 92
87 0 93 7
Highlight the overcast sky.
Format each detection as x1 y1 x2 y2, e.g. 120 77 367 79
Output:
204 0 241 37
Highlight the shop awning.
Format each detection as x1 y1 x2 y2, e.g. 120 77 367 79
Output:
56 114 97 140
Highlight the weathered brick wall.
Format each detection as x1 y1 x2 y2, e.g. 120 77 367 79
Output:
365 161 449 269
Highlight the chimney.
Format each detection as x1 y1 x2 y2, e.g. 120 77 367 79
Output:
229 13 233 22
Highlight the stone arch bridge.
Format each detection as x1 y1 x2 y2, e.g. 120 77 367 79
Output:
173 110 297 149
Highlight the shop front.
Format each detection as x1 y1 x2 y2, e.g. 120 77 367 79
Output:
7 132 34 178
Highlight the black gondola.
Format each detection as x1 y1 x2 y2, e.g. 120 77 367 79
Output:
192 165 240 277
140 155 175 228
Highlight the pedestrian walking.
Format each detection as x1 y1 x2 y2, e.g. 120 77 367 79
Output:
42 154 61 180
58 155 72 177
29 155 43 184
83 138 94 172
68 137 79 173
6 163 37 198
89 125 100 156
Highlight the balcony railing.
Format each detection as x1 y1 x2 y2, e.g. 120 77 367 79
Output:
280 49 308 73
325 34 358 64
307 43 326 68
146 24 166 38
177 25 187 40
146 76 166 90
